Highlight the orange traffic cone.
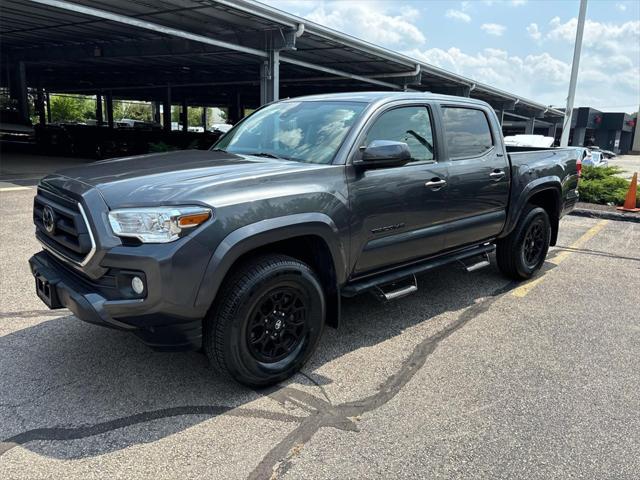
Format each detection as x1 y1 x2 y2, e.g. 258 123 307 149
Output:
617 172 640 212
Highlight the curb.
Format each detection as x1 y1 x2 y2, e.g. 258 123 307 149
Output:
569 208 640 224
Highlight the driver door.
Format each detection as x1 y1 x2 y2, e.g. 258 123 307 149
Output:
348 104 450 276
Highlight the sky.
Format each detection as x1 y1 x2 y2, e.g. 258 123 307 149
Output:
264 0 640 113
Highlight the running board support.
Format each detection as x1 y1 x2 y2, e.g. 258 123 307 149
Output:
461 252 491 272
373 275 418 302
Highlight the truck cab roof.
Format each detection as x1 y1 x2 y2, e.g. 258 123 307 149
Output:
277 91 492 108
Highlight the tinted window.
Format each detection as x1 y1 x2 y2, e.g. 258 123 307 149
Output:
364 106 435 163
442 107 493 158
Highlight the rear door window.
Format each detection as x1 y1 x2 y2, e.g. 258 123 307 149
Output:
442 107 493 159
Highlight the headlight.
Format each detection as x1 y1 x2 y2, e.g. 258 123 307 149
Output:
108 206 212 243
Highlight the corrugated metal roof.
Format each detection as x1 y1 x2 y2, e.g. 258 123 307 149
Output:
0 0 563 118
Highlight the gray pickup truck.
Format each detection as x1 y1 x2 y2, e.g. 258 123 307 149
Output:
29 92 580 387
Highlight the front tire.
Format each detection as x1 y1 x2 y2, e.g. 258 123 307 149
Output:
496 205 551 280
204 254 325 388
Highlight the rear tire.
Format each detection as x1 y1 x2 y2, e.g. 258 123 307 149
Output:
496 205 551 280
203 254 325 388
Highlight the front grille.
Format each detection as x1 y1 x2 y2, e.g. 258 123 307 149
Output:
33 186 94 265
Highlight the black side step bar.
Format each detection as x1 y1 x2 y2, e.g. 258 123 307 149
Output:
342 243 495 298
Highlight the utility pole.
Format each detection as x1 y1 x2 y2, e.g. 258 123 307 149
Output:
560 0 588 147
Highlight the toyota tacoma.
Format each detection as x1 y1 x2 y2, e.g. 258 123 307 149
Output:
29 92 580 387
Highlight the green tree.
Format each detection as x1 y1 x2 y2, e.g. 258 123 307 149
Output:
50 95 94 123
113 100 152 121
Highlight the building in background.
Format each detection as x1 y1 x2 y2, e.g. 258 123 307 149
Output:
571 107 637 154
502 106 637 154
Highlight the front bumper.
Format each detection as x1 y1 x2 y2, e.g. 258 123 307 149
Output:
29 251 203 350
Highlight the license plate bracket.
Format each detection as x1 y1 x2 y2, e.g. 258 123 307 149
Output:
35 273 62 309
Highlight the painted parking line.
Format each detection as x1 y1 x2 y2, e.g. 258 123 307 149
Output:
0 186 32 192
512 219 609 298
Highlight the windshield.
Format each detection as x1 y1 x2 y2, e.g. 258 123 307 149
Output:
214 101 366 164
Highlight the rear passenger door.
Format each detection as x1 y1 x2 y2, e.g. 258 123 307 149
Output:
440 105 510 247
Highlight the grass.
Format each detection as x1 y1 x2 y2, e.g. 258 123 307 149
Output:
579 166 637 207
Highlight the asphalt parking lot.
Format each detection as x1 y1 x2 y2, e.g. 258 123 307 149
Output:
1 185 639 479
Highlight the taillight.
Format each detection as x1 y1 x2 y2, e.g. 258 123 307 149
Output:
576 157 582 179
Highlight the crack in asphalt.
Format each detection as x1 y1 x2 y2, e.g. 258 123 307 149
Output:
1 281 515 479
249 281 516 480
0 406 303 458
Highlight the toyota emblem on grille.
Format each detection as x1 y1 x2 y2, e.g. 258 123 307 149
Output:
42 205 56 234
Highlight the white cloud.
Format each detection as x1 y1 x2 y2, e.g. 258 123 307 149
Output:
511 0 527 6
304 3 426 47
405 46 638 110
547 17 640 52
526 23 541 40
616 3 627 11
445 9 471 23
481 23 506 36
264 1 638 112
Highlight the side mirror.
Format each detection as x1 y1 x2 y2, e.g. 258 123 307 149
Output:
356 140 411 168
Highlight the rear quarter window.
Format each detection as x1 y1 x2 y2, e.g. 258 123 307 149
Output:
442 107 493 159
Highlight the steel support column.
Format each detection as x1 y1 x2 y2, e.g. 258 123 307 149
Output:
36 88 46 126
525 118 535 134
260 48 279 105
15 61 29 123
152 101 161 124
105 91 114 128
230 91 242 124
96 93 103 125
571 127 586 147
163 86 171 132
201 106 208 131
45 91 51 123
182 98 188 132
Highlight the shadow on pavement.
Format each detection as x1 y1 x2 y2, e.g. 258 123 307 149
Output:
0 261 528 461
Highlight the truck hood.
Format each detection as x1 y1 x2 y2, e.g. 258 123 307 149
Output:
56 150 328 208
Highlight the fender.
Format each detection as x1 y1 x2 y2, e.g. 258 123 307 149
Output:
500 176 562 239
194 213 347 311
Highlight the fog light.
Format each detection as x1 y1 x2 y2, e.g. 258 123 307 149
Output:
131 276 145 295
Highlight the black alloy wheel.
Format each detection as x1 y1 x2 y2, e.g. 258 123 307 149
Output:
247 287 308 363
522 219 547 269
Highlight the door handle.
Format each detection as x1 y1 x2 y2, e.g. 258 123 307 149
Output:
425 178 447 189
489 170 506 181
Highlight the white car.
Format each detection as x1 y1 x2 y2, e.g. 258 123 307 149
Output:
583 150 608 167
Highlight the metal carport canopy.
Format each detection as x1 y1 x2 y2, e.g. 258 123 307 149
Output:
3 0 563 119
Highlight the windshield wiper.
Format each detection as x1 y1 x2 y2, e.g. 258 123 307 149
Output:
249 152 291 160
